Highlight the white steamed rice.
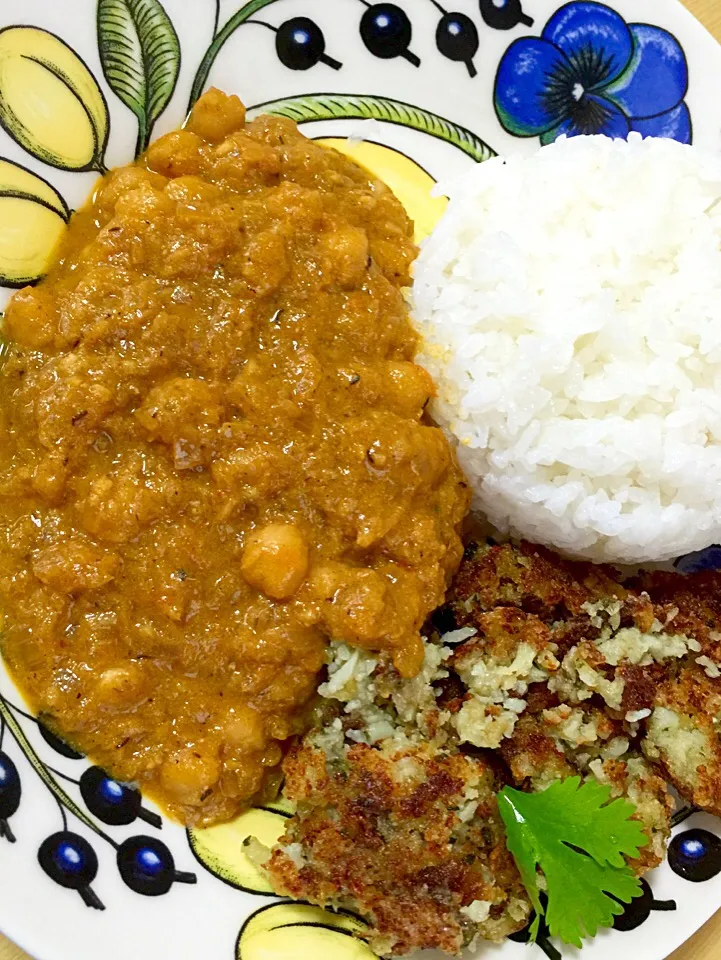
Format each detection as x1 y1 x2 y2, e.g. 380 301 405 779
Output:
413 133 721 564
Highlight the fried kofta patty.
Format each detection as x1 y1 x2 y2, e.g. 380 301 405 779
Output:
262 542 721 954
266 737 529 957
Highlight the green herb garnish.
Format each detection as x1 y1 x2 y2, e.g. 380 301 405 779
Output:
497 777 648 947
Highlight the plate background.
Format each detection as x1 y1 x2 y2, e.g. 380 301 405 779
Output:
0 1 720 959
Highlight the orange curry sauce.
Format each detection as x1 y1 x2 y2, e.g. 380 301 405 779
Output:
0 89 468 825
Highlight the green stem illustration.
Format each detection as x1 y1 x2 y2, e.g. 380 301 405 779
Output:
247 94 497 163
135 112 149 158
188 0 282 108
0 695 111 842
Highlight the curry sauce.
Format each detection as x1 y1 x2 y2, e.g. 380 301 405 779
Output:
0 89 468 825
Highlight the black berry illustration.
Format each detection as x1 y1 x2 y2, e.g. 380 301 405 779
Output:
508 894 561 960
610 878 676 932
0 750 20 842
479 0 533 30
80 766 162 828
38 831 104 909
360 4 421 67
38 721 84 760
436 12 480 77
669 828 721 882
275 17 342 71
117 835 197 896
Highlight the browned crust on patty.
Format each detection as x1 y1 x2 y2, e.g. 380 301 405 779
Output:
267 739 529 956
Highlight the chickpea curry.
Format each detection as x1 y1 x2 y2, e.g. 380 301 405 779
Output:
0 89 468 825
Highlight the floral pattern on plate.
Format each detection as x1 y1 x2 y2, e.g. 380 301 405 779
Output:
0 3 721 960
494 1 691 144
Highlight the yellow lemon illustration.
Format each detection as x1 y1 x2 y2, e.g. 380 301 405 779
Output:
0 195 67 286
189 806 289 894
0 158 68 217
317 138 447 243
0 159 69 286
237 903 374 960
0 27 109 171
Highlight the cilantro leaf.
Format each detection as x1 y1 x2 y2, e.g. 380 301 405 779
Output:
497 776 648 948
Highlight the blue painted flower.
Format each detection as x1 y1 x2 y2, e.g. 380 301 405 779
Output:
675 545 721 574
494 1 691 145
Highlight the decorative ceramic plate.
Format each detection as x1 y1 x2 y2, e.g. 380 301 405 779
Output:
1 2 721 959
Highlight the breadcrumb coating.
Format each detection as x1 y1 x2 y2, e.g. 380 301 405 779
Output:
267 738 530 956
264 542 721 954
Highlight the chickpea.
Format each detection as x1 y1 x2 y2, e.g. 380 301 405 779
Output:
223 704 267 752
318 225 369 289
97 167 166 212
164 175 222 206
135 377 223 445
3 287 57 349
241 523 309 600
186 87 246 143
240 229 289 296
212 135 281 191
369 235 414 286
32 453 68 504
308 562 388 643
220 763 263 802
93 663 147 709
385 361 435 420
160 746 221 805
264 183 324 232
145 130 206 178
113 181 173 222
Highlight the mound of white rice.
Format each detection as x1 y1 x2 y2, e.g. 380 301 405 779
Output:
413 134 721 564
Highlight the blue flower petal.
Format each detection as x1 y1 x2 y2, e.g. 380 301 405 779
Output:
542 2 633 87
675 544 721 573
495 38 571 136
540 93 630 144
630 101 692 144
604 24 688 119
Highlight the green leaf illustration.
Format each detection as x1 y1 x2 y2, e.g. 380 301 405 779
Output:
188 0 282 110
247 94 496 163
97 0 181 154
